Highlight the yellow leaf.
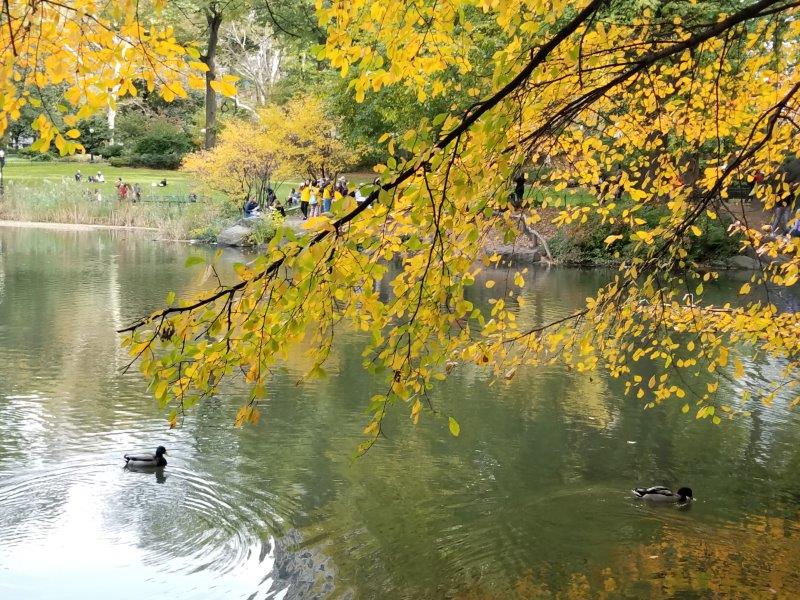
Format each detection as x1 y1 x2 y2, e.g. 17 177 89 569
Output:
733 358 744 378
448 416 460 437
210 79 237 97
154 380 168 400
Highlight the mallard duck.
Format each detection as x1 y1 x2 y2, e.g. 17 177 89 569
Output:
124 446 167 467
633 486 693 503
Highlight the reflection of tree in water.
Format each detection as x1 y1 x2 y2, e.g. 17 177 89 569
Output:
446 512 800 598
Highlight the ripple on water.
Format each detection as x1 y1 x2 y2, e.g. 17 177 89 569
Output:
0 446 302 598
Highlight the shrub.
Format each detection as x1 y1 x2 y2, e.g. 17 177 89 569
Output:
101 144 124 158
133 130 193 156
247 211 284 245
18 147 56 160
130 153 184 169
686 213 741 261
549 211 623 265
109 156 134 167
548 202 741 265
188 224 222 243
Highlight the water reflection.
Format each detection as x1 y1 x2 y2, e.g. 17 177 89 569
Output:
124 464 168 483
445 510 800 598
0 226 799 599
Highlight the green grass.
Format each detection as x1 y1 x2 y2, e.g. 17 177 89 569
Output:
0 159 378 204
0 158 191 200
0 159 240 238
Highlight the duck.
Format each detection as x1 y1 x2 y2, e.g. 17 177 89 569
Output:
124 446 167 468
633 486 693 503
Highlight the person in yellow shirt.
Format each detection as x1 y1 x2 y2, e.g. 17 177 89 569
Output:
334 176 346 210
299 181 311 220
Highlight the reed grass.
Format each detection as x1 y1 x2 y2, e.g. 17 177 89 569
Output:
0 180 232 239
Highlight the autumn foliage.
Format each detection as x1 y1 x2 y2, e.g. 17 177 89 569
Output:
4 0 799 444
181 95 354 201
0 0 237 155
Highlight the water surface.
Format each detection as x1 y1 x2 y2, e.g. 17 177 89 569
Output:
1 227 799 599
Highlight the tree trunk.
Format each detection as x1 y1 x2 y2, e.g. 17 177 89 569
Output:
107 106 116 145
203 7 224 150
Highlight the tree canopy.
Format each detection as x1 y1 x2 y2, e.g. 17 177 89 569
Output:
0 0 239 153
4 0 800 446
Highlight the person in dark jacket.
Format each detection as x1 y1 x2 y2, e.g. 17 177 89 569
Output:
772 158 800 234
244 197 260 218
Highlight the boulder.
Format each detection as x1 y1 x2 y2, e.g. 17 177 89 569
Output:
491 245 542 264
216 224 252 247
728 254 761 270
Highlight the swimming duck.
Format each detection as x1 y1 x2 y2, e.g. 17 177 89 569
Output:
124 446 167 467
633 486 693 503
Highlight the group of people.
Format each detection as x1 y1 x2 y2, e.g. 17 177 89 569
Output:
296 176 349 219
75 169 170 203
243 185 279 218
295 176 375 219
75 170 105 183
115 177 142 202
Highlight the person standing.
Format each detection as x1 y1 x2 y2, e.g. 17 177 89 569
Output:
300 182 311 219
309 181 320 218
266 186 277 207
512 171 526 208
772 194 793 235
322 180 332 213
772 158 800 235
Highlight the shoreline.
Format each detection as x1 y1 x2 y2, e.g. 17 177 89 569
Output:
0 218 759 271
0 220 159 232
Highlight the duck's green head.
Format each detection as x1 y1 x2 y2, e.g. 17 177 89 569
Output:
677 487 693 501
156 446 167 456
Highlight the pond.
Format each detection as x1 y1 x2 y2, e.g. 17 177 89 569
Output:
1 226 799 599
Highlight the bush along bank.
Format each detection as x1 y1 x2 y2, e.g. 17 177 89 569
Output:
213 212 285 247
546 206 743 268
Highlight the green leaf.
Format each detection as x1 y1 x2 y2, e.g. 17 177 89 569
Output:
185 255 206 268
166 291 175 305
448 416 460 437
154 379 168 400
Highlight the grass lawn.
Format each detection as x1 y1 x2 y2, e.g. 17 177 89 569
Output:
0 158 191 201
1 159 598 207
1 158 378 203
0 159 381 237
